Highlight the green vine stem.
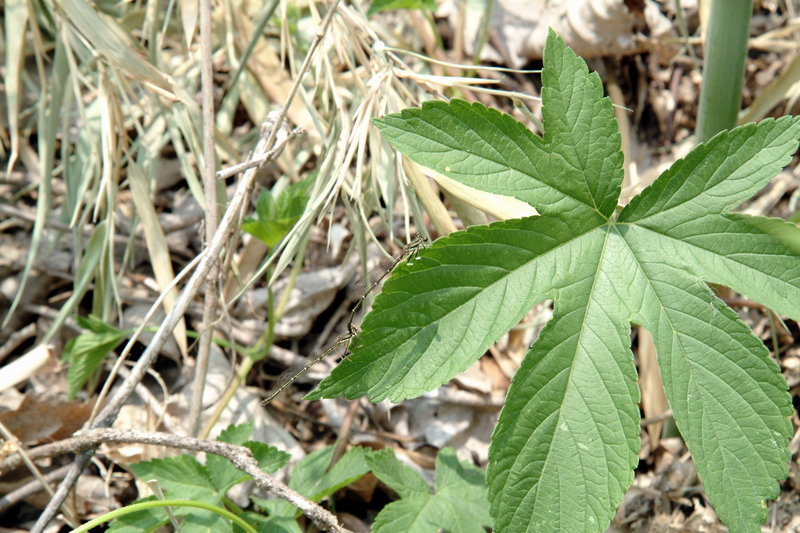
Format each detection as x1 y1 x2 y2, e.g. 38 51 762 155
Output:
69 499 258 533
696 0 752 141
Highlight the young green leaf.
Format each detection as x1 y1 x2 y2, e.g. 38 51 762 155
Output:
253 445 372 518
366 448 430 499
242 176 311 247
117 424 289 532
309 30 800 532
126 454 228 533
62 315 129 399
367 0 436 17
207 423 257 492
129 455 220 505
243 440 291 473
368 447 492 533
106 496 169 532
235 513 300 533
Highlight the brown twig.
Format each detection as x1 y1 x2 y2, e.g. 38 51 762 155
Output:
329 401 360 470
6 428 353 533
0 464 73 513
190 0 220 437
0 421 77 527
0 323 36 365
215 127 303 179
640 410 673 427
87 251 206 428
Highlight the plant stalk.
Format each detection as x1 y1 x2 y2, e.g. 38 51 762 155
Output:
696 0 752 142
190 0 221 437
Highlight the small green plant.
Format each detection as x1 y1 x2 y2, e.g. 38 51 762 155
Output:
307 30 800 532
62 315 133 399
242 176 312 248
252 445 490 533
95 423 485 533
107 423 290 532
366 447 492 532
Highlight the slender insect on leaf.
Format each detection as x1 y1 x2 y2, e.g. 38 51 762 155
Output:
307 30 800 533
261 334 352 406
261 235 429 406
347 234 429 334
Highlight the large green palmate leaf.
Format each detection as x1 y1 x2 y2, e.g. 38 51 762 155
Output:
307 30 800 532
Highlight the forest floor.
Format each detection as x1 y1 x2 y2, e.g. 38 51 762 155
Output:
1 2 800 532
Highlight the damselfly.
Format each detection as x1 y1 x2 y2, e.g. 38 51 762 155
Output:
346 234 428 335
260 332 353 406
261 235 429 406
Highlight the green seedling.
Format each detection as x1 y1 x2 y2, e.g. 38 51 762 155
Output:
367 447 492 533
242 176 312 248
97 422 479 533
108 423 289 533
62 315 133 400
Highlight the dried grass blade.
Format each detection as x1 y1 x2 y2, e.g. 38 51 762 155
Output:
128 164 189 358
3 0 28 172
59 0 179 99
2 41 69 327
178 0 199 47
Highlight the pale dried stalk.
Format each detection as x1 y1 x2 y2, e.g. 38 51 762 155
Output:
190 0 219 438
0 464 72 513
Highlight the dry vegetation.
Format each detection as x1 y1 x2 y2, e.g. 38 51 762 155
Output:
1 0 800 531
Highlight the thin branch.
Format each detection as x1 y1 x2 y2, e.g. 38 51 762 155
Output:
0 322 36 364
88 251 207 427
191 0 220 438
215 127 303 179
14 428 354 533
0 464 73 513
31 2 342 530
0 420 77 527
640 410 673 427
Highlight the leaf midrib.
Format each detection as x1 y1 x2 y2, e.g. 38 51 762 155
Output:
510 228 624 528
